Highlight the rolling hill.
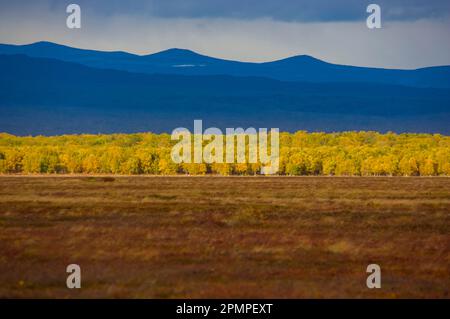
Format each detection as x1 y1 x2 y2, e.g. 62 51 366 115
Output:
0 54 449 135
1 41 450 88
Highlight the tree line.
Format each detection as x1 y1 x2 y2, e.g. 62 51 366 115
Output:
0 131 449 176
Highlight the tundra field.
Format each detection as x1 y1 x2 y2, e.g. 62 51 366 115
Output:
0 176 449 298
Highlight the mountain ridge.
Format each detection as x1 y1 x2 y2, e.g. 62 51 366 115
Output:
1 53 449 135
1 41 450 88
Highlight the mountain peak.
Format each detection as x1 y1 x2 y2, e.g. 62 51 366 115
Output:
31 41 58 46
162 48 197 54
149 48 207 58
28 41 71 49
145 47 220 64
273 54 325 65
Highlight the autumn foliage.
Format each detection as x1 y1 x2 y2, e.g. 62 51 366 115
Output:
0 131 449 176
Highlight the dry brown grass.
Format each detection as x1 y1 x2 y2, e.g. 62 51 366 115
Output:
0 176 449 298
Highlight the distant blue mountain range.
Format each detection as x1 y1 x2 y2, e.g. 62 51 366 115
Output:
0 42 449 135
1 41 450 88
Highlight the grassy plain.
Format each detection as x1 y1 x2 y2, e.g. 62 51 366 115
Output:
0 176 449 298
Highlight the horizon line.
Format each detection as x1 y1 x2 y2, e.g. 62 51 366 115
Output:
2 40 449 71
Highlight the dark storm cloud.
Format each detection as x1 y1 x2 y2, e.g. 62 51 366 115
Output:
1 0 449 22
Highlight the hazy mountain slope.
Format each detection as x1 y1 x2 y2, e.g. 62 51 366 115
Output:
1 41 450 88
0 54 449 135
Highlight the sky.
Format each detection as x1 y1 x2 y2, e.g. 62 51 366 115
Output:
0 0 449 69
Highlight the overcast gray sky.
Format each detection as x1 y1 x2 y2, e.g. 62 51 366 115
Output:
0 0 449 68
